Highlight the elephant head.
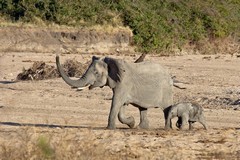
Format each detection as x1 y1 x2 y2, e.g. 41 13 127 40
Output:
56 55 123 90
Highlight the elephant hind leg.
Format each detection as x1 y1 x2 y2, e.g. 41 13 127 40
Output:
118 105 135 128
188 121 194 130
180 114 189 130
199 117 208 130
137 107 149 129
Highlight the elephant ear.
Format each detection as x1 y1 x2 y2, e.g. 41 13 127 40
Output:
92 56 99 61
192 103 202 117
103 57 125 88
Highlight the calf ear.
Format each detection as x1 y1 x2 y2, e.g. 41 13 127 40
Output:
193 103 202 116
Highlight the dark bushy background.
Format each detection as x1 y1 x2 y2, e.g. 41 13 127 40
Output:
0 0 239 53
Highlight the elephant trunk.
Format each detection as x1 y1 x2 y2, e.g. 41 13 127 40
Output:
56 55 87 88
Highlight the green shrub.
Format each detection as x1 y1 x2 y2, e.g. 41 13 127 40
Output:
37 136 55 159
0 0 239 53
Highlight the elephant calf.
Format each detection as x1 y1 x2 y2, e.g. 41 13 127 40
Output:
165 102 207 130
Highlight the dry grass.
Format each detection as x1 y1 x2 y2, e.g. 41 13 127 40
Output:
0 126 239 160
0 16 131 35
0 127 115 160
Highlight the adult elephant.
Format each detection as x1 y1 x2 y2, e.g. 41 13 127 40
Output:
56 55 173 129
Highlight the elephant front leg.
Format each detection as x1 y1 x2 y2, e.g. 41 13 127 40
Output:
163 107 173 130
118 105 135 128
107 99 122 129
137 108 149 129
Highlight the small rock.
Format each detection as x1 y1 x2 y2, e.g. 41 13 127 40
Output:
215 55 221 59
202 56 211 60
232 99 240 105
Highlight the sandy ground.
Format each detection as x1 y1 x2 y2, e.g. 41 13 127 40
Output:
0 52 240 159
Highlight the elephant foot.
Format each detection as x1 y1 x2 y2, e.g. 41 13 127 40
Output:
164 126 172 130
126 117 135 129
118 115 135 129
106 124 116 130
137 121 149 129
179 126 185 130
202 125 208 130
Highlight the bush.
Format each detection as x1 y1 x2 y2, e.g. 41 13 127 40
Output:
0 0 239 53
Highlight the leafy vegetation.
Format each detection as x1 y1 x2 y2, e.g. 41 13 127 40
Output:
0 0 239 53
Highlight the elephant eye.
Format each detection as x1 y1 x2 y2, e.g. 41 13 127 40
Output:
93 68 101 77
94 63 104 77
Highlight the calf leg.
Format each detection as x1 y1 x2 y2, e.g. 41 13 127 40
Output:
164 106 173 129
180 114 189 130
188 121 194 130
176 117 182 129
199 116 208 130
165 115 173 130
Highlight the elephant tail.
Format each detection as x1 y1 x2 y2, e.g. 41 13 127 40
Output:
173 84 186 89
134 53 146 63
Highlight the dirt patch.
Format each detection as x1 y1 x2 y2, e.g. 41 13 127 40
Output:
197 96 240 108
0 52 240 159
0 26 133 54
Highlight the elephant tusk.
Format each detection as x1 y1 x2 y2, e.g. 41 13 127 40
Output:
76 84 91 91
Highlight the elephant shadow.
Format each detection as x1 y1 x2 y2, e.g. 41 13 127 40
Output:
0 121 106 130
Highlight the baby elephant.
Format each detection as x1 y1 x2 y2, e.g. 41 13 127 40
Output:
165 102 207 130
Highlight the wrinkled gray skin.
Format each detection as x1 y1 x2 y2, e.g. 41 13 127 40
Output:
56 55 173 129
165 102 207 130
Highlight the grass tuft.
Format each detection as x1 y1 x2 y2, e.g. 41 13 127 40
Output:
37 136 55 159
